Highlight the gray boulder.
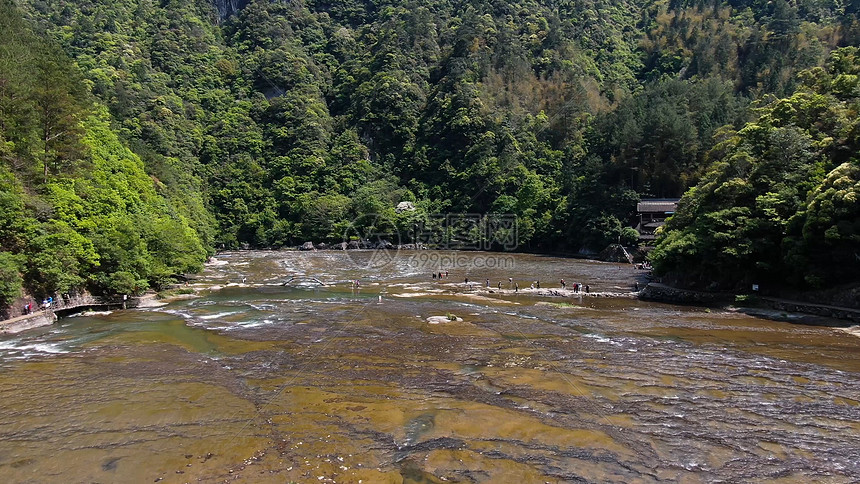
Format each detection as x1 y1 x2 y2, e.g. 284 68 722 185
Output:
376 240 395 250
395 201 415 213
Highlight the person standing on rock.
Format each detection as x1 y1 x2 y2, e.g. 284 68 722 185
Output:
515 282 519 292
585 284 590 293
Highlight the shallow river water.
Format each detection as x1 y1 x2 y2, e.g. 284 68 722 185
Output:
1 250 859 483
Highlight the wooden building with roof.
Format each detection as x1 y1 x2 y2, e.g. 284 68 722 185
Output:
635 199 680 241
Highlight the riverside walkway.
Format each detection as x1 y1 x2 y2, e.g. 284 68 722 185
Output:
0 295 113 334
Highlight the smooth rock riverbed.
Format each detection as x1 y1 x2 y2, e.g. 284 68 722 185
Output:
0 250 858 483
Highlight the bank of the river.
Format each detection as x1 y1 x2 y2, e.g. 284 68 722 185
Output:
0 293 107 333
641 282 860 324
0 292 169 333
0 311 57 334
6 250 852 335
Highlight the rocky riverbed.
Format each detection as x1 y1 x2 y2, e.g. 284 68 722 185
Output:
0 250 858 483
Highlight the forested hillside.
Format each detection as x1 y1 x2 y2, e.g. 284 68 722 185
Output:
0 0 211 309
1 0 858 307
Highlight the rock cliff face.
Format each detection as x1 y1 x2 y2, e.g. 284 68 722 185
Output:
211 0 249 20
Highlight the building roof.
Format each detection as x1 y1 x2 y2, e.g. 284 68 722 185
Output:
637 199 680 213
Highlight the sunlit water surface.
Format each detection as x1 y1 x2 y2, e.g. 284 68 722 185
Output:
1 250 858 483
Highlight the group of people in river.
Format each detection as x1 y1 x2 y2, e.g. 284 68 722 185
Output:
562 279 590 293
432 273 591 294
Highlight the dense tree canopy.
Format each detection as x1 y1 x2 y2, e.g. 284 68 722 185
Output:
651 48 860 290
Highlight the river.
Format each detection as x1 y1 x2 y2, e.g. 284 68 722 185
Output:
0 250 858 483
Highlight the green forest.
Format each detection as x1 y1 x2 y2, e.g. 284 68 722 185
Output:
0 0 858 309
